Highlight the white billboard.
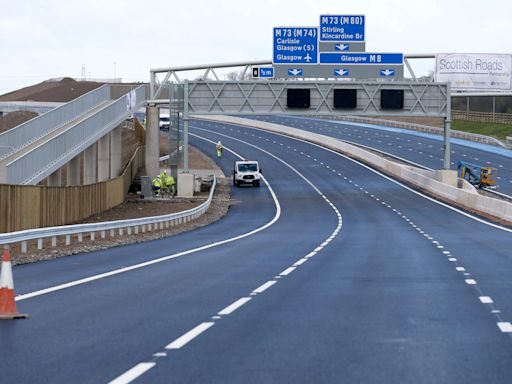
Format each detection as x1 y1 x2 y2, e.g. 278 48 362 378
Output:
435 53 512 91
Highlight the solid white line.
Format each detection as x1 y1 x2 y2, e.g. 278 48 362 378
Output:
108 362 156 384
252 280 277 294
165 322 215 350
16 137 283 302
218 297 252 316
305 252 317 258
280 266 296 276
314 246 323 252
479 296 493 304
497 322 512 333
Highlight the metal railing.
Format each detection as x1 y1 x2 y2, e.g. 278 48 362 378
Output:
315 115 508 148
0 176 216 252
0 85 110 160
452 110 512 125
5 86 146 185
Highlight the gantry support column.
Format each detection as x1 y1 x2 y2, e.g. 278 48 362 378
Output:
66 155 81 186
83 143 97 184
110 126 122 178
98 134 110 182
145 106 159 178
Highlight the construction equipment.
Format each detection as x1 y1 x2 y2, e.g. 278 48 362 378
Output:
458 161 497 189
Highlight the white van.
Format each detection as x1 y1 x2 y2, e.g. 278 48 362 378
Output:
159 113 170 131
233 160 262 187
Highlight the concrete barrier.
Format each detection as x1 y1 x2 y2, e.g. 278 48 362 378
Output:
195 115 512 225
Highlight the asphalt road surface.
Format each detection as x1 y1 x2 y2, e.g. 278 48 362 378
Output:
1 119 512 383
244 115 512 196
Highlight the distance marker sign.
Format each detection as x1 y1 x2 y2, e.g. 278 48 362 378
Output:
273 27 318 64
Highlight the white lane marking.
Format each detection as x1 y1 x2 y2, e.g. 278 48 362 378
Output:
246 126 512 233
153 352 167 357
252 280 277 294
218 297 252 316
165 322 215 350
480 296 494 304
280 266 296 276
314 246 323 252
17 135 284 302
449 258 457 262
443 251 451 255
456 267 466 272
293 258 308 267
305 251 317 258
108 363 156 384
497 322 512 333
465 279 477 285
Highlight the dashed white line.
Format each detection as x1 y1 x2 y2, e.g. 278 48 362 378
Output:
465 279 477 285
479 296 494 304
497 322 512 333
165 322 215 350
280 266 296 276
252 280 277 294
218 297 252 316
108 363 156 384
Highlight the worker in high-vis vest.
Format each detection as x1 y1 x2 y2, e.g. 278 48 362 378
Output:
216 141 223 158
152 175 161 197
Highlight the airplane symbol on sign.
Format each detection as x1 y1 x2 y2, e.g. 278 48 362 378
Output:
304 54 313 63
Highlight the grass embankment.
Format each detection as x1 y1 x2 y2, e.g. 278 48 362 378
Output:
452 120 512 140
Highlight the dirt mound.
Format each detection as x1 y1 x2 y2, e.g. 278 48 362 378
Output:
0 78 105 102
0 111 38 133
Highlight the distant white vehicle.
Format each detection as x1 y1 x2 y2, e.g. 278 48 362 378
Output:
233 160 262 187
159 113 170 131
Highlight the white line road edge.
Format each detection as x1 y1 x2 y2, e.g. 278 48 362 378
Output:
16 135 282 302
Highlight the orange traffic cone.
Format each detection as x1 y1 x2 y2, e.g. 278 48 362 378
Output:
0 247 28 319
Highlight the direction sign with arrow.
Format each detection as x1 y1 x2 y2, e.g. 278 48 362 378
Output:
334 69 350 77
288 68 303 76
380 69 395 77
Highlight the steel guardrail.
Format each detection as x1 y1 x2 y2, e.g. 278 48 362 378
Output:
0 175 216 251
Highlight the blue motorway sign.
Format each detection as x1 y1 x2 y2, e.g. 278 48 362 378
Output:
259 67 274 78
319 15 365 42
320 53 403 65
273 27 318 64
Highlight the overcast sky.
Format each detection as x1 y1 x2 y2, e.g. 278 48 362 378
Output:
1 0 511 94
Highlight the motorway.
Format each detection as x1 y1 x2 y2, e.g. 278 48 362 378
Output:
244 115 512 196
1 119 512 383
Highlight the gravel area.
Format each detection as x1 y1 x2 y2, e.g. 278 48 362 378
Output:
10 144 232 265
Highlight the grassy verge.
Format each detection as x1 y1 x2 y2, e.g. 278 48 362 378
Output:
452 120 512 140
